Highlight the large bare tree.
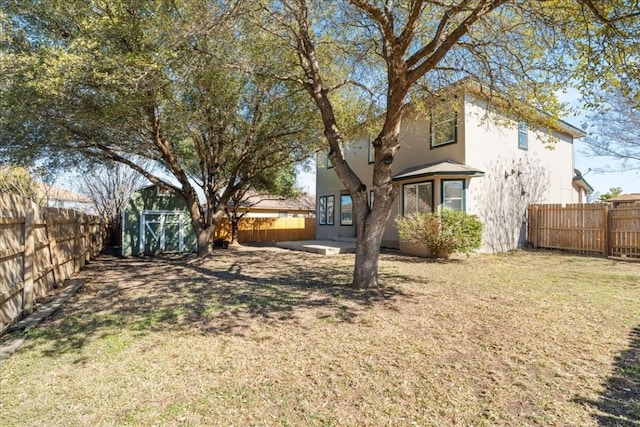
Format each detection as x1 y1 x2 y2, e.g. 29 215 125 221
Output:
79 162 149 246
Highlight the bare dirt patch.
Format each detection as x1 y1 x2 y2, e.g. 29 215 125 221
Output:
1 246 638 426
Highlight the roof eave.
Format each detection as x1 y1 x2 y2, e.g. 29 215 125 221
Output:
393 170 485 181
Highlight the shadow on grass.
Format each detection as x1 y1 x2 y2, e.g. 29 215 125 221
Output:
575 325 640 426
22 247 417 358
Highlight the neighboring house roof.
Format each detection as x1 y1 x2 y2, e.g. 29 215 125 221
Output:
608 193 640 203
236 192 316 211
392 160 485 181
572 169 594 194
134 185 316 211
37 183 91 203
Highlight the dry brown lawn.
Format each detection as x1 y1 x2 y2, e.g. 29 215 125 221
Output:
0 246 639 426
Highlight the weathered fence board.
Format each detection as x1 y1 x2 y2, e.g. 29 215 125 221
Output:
0 192 102 334
527 203 640 258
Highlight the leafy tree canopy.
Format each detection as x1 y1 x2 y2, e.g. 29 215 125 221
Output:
0 0 323 255
599 186 624 202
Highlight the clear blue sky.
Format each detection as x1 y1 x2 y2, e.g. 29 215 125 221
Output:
559 88 640 195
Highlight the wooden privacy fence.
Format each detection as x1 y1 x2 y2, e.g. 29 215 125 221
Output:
0 192 103 334
214 217 316 243
527 203 640 258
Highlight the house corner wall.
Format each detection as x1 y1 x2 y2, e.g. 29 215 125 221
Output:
463 97 580 253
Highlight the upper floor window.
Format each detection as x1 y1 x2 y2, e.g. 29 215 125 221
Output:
368 139 375 164
340 194 353 225
403 182 433 215
430 106 457 148
318 195 334 225
326 151 333 168
442 179 465 211
518 121 528 150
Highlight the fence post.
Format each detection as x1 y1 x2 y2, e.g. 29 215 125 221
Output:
83 215 90 264
533 205 540 249
45 211 62 288
604 204 612 257
23 204 35 315
74 212 81 273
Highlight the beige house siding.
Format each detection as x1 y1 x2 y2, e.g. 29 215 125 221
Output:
316 93 584 253
462 97 580 251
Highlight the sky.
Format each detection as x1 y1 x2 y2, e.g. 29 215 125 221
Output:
558 88 640 196
296 89 640 197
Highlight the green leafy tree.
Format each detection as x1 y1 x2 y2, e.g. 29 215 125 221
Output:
0 165 39 201
565 1 640 107
395 210 483 258
254 0 609 287
224 165 300 245
0 1 320 256
599 186 623 202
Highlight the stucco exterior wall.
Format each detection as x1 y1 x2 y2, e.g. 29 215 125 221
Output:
315 95 582 253
463 96 579 252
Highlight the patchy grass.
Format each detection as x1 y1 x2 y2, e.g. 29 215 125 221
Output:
1 247 639 426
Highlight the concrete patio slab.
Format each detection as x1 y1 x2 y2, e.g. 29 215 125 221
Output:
276 240 356 255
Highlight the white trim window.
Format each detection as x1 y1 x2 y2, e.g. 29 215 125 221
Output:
518 121 528 150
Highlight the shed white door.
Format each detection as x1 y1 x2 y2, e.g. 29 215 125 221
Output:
139 211 184 254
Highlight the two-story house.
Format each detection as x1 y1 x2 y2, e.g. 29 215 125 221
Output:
316 90 592 253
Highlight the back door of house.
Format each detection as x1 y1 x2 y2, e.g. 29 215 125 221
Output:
140 211 184 254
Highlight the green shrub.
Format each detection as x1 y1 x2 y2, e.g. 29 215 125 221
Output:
395 209 483 258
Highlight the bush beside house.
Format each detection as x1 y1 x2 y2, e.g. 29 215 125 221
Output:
395 210 483 258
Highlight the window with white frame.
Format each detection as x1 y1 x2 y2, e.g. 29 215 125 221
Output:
442 179 465 211
318 195 334 225
430 106 457 148
369 190 374 209
340 194 353 225
403 182 433 215
518 121 528 150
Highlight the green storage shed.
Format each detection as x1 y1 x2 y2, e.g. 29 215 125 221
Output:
122 185 197 256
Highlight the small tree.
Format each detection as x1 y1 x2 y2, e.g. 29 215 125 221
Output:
0 165 38 200
599 187 623 202
395 210 483 259
79 162 149 247
224 165 299 245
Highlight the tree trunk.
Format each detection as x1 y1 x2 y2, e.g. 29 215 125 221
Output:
350 184 396 288
352 226 383 288
230 216 239 244
195 226 213 257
